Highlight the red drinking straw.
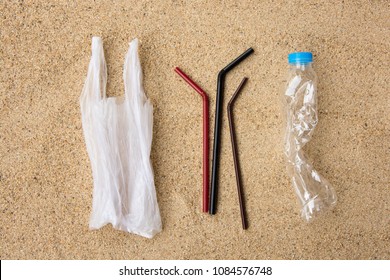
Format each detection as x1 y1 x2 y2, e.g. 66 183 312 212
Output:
174 67 210 213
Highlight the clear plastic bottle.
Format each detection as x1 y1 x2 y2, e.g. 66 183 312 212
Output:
284 52 337 222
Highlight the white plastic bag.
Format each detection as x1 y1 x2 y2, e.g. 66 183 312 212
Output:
80 37 162 238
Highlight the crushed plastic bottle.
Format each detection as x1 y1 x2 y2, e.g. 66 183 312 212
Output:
284 52 337 222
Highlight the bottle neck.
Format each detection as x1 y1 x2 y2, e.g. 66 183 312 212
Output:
289 62 313 71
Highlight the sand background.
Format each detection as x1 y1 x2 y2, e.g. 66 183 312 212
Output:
1 0 389 259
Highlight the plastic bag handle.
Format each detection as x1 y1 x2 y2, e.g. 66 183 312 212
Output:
123 39 146 104
81 37 107 101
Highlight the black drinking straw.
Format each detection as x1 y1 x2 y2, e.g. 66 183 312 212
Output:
209 48 254 215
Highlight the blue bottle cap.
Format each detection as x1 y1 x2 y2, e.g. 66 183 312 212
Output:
288 52 313 64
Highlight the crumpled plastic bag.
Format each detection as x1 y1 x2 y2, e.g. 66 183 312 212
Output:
80 37 162 238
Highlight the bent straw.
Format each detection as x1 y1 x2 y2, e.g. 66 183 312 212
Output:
227 77 248 229
174 67 210 213
209 48 254 215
